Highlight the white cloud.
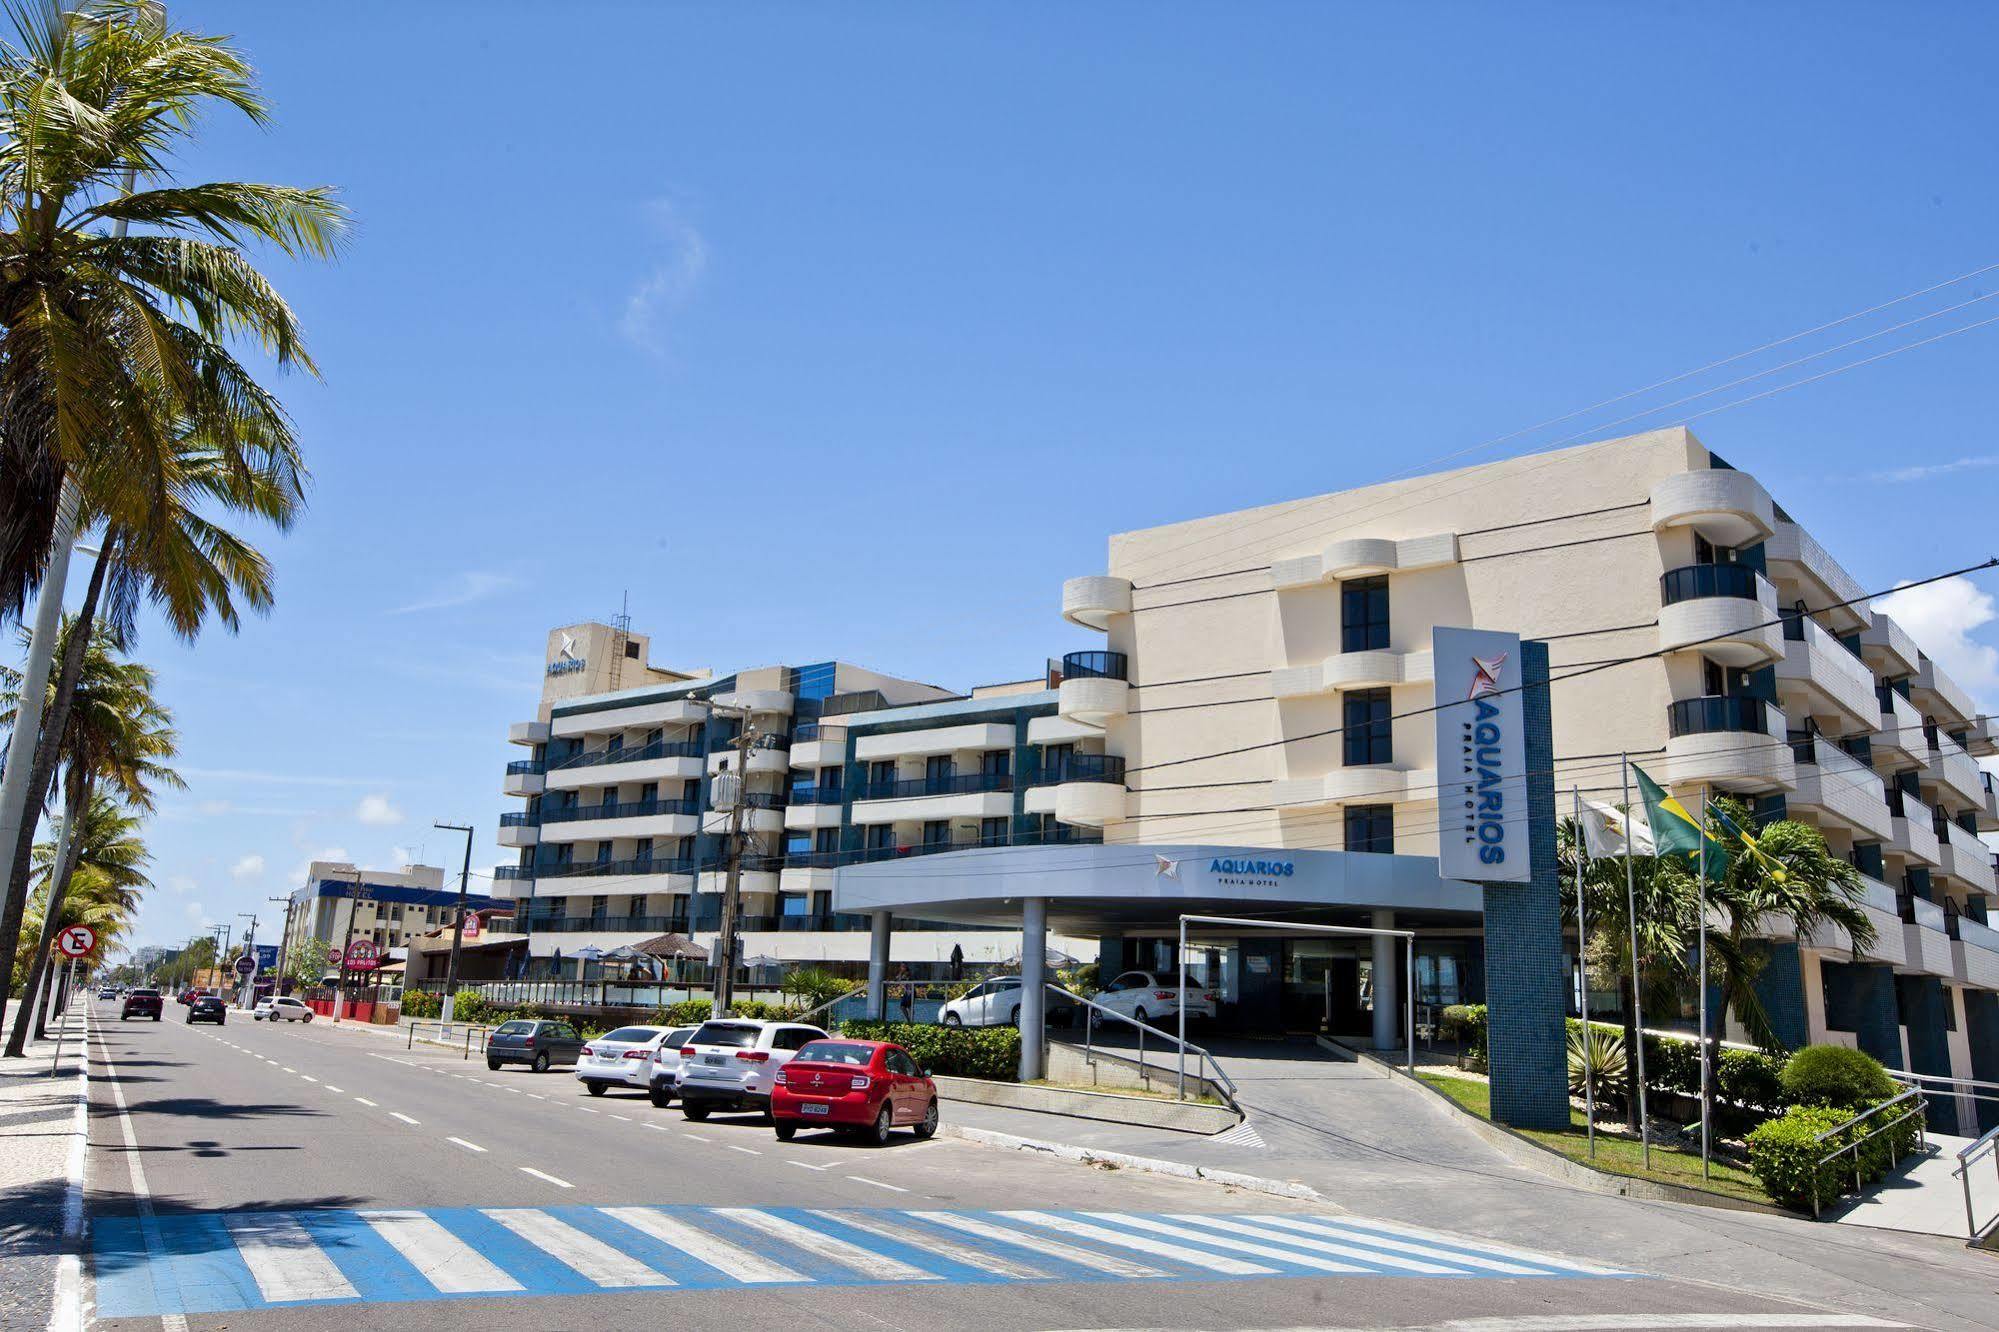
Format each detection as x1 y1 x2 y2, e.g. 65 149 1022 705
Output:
197 799 233 816
182 901 206 924
229 854 265 882
1876 576 1999 702
167 875 196 897
618 200 708 356
388 571 520 617
355 794 403 826
1871 455 1999 484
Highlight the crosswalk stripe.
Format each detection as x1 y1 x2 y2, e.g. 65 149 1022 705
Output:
998 1211 1273 1276
911 1211 1162 1278
1083 1212 1375 1274
1318 1214 1629 1275
810 1209 1047 1280
715 1208 941 1281
1164 1215 1469 1275
600 1208 804 1283
1244 1215 1594 1276
358 1210 522 1294
223 1213 359 1303
479 1209 674 1288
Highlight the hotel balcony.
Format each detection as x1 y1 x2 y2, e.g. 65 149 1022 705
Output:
1763 521 1870 633
1021 753 1128 827
788 721 848 770
1936 819 1997 896
1787 737 1891 842
1924 733 1985 809
549 697 705 740
1269 532 1458 589
1775 617 1878 732
1807 877 1907 967
1657 565 1782 667
853 722 1014 762
695 857 782 897
1899 891 1955 979
783 787 845 831
1269 765 1432 810
519 857 696 896
1648 469 1775 547
1056 651 1129 725
1859 611 1920 680
497 811 539 848
1875 689 1926 769
706 742 790 777
1912 656 1978 731
508 720 551 746
1979 771 1999 833
1027 713 1103 746
503 759 545 798
712 688 794 717
849 771 1015 825
701 793 786 837
1272 649 1434 698
536 796 702 845
778 864 839 897
545 738 703 791
1887 790 1941 867
1657 696 1794 792
1952 915 1999 990
1062 575 1134 630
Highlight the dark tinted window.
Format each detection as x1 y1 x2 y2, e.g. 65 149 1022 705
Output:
602 1027 660 1043
689 1022 760 1048
1341 576 1390 653
1343 689 1392 766
794 1041 875 1065
1345 804 1395 854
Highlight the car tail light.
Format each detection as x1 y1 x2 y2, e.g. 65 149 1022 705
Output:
580 1046 594 1058
734 1050 770 1062
1153 991 1174 1000
1203 992 1217 1002
773 1070 788 1086
850 1075 872 1090
681 1047 697 1057
622 1050 648 1060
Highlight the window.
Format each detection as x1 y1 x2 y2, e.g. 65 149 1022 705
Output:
866 824 896 851
1343 689 1392 766
785 832 813 856
922 820 950 847
818 766 843 792
1043 742 1074 783
635 837 653 863
887 1049 921 1077
1345 804 1394 854
814 827 838 853
869 760 895 789
600 786 620 809
629 896 646 917
981 750 1011 777
590 896 608 920
980 816 1008 846
639 781 658 804
645 727 662 746
1341 576 1389 653
925 755 954 785
606 734 623 755
595 841 613 864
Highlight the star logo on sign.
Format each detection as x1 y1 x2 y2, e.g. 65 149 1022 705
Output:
1466 652 1507 700
1155 856 1180 880
556 631 579 663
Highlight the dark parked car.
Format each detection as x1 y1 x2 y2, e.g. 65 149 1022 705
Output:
120 988 163 1021
485 1019 584 1072
186 994 228 1026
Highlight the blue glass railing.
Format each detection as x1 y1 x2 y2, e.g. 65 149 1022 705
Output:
1061 650 1129 682
852 771 1013 801
505 759 544 776
1667 696 1768 738
540 797 701 825
1031 753 1126 786
1660 563 1758 606
551 738 702 772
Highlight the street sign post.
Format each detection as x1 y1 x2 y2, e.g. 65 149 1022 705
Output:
50 925 97 1077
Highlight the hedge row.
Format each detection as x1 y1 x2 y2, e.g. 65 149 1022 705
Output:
837 1019 1020 1080
1746 1096 1921 1209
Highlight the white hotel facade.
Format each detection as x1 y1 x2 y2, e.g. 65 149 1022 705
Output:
499 428 1999 1131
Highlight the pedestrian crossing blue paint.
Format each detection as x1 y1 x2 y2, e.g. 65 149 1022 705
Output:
91 1204 1631 1316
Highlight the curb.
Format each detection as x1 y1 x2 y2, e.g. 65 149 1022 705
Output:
940 1122 1326 1202
51 1008 90 1332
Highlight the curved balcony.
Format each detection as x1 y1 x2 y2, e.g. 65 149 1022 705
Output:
1657 565 1781 666
1269 532 1459 589
1054 781 1128 828
1271 650 1434 698
1658 696 1793 791
1649 469 1774 546
503 759 545 798
1059 675 1129 725
1062 576 1133 630
1033 753 1126 786
1061 650 1128 681
1269 766 1426 810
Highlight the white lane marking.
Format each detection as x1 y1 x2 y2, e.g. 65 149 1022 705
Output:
390 1112 421 1125
716 1208 940 1281
726 1144 761 1156
323 1085 344 1093
913 1211 1159 1278
1242 1215 1567 1276
812 1209 1044 1279
576 1106 599 1114
642 1122 668 1132
609 1114 631 1122
223 1213 360 1302
480 1208 672 1287
446 1137 487 1154
600 1207 803 1284
299 1075 317 1083
1412 1319 1911 1331
519 1167 573 1189
999 1211 1272 1275
1176 1214 1467 1275
506 1087 524 1095
847 1175 908 1193
354 1097 378 1107
788 1159 834 1172
527 1093 546 1100
681 1133 710 1142
1084 1212 1373 1274
1293 1213 1629 1276
359 1210 522 1294
281 1066 296 1073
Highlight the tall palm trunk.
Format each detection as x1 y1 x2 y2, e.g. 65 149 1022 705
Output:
1621 965 1643 1131
0 543 108 1017
7 768 87 1055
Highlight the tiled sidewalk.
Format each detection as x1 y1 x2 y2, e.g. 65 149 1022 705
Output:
0 998 88 1332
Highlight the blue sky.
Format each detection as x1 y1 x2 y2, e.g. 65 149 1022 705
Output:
114 1 1999 952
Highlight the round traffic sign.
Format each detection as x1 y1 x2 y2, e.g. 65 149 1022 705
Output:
233 953 256 975
55 924 96 958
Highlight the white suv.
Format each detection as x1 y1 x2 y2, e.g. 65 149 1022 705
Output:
252 996 313 1023
676 1019 829 1120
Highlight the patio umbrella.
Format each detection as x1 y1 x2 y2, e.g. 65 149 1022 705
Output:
573 945 605 961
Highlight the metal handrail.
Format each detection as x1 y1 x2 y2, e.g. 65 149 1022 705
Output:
405 1019 492 1060
790 985 870 1027
1948 1121 1999 1242
1045 983 1239 1110
1809 1087 1929 1218
1887 1068 1999 1107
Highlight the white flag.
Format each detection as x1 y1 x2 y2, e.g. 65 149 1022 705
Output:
1579 798 1654 859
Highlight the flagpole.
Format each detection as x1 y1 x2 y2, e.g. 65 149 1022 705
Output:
1622 754 1651 1169
1698 782 1711 1182
1573 786 1595 1158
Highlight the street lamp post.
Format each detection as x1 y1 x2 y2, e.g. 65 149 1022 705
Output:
697 699 763 1019
435 821 475 1036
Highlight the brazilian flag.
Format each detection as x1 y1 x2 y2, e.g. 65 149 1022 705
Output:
1632 763 1731 876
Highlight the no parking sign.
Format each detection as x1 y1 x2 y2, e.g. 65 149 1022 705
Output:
55 924 96 958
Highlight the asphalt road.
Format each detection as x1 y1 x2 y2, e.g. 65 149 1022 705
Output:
76 999 1930 1331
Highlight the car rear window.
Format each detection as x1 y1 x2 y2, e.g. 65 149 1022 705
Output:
131 989 158 997
601 1027 659 1043
664 1028 694 1046
688 1021 760 1048
794 1041 875 1066
494 1021 535 1036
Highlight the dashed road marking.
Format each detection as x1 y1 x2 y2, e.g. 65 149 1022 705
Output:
390 1112 421 1126
519 1167 573 1189
446 1137 486 1154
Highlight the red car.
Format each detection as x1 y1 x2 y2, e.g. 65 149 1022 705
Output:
771 1039 939 1145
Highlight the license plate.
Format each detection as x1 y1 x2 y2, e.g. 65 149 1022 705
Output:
800 1103 830 1115
703 1054 724 1065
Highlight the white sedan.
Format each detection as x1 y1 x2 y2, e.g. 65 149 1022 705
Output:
252 996 313 1022
576 1025 676 1096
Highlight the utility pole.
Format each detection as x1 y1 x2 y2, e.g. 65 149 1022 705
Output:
236 912 258 1009
334 868 366 1023
707 703 763 1019
268 895 296 995
434 821 475 1036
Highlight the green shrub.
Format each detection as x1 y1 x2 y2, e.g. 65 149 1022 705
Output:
1566 1024 1627 1103
1747 1105 1849 1210
658 999 712 1027
1715 1047 1786 1115
1781 1044 1895 1109
1441 1004 1487 1054
733 1000 803 1022
399 991 441 1019
838 1019 1020 1080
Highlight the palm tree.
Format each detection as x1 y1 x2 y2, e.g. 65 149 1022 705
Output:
15 789 148 1015
5 627 178 1052
0 0 340 1000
